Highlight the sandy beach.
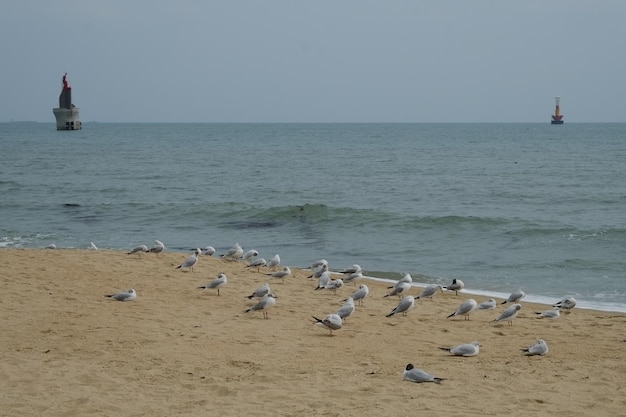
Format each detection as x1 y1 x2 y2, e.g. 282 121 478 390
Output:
1 248 625 417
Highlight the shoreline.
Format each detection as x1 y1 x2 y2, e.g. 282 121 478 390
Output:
1 248 625 416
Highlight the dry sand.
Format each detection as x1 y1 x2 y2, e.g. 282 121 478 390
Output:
1 248 625 417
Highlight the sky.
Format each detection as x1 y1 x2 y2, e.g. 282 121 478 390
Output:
2 0 625 123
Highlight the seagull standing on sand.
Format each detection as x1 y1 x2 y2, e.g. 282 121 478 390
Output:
341 264 362 275
403 364 443 384
246 257 267 272
522 339 549 356
127 245 149 257
88 242 98 250
324 278 344 294
439 341 481 357
386 295 415 317
415 284 442 300
553 296 576 312
384 281 412 299
105 288 137 302
315 270 331 290
312 313 343 335
197 273 227 295
221 242 243 261
347 284 369 306
343 271 363 286
336 297 355 323
267 266 291 282
202 246 216 256
491 303 522 326
175 248 201 272
446 298 478 320
502 289 525 304
243 249 259 261
477 298 497 310
443 279 464 295
246 282 271 300
149 240 165 256
245 293 277 319
309 263 328 280
267 254 281 270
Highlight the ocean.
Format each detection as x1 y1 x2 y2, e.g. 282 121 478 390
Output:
1 122 625 312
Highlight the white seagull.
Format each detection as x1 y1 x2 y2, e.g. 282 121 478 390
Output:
267 254 281 270
175 248 201 272
386 295 415 317
127 244 149 257
522 339 549 356
246 257 267 272
197 272 227 295
477 298 497 310
553 296 576 312
202 246 216 256
245 293 277 319
221 242 243 260
341 264 362 275
443 278 464 295
243 249 259 261
88 241 98 250
335 297 355 323
535 307 560 319
343 271 363 286
415 284 442 300
348 284 369 306
324 278 344 294
266 266 291 282
403 364 443 384
384 281 412 299
148 240 165 255
308 263 328 279
502 289 525 304
246 282 271 300
105 288 137 302
314 270 331 290
491 303 522 326
447 298 478 320
439 341 480 357
312 313 343 335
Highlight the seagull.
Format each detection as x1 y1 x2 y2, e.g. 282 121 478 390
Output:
246 282 271 300
88 241 98 250
447 298 478 320
315 270 331 290
403 364 443 384
477 298 497 310
347 284 369 306
341 264 362 275
266 266 291 282
267 254 281 270
148 240 165 256
535 307 560 319
324 278 344 294
415 284 442 300
343 271 363 286
439 341 480 357
312 313 343 335
127 244 149 257
44 243 57 249
202 246 216 256
221 242 243 260
443 279 464 295
243 249 259 261
553 296 576 312
197 272 227 295
105 288 137 302
522 339 549 356
309 263 328 280
384 281 411 299
336 297 355 323
386 295 415 317
245 293 277 319
502 289 525 304
491 303 522 326
175 248 201 272
309 259 328 270
246 257 267 272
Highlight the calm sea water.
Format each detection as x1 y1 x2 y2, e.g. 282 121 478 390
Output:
1 122 625 312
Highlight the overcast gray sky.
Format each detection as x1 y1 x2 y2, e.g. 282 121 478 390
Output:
2 1 625 123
